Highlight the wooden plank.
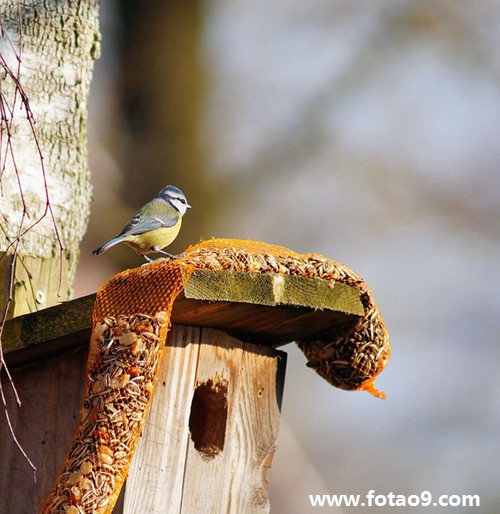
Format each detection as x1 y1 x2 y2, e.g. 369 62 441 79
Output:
0 346 88 513
122 326 202 513
185 269 363 313
171 298 360 345
4 294 95 368
121 326 285 514
180 329 285 514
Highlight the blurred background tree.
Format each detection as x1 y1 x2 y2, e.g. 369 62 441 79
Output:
87 0 214 272
80 1 500 512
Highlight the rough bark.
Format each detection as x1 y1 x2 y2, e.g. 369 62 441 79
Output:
0 0 100 317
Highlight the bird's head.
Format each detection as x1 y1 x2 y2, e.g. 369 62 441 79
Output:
158 185 191 216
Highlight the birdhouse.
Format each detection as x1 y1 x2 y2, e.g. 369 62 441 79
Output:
1 239 390 513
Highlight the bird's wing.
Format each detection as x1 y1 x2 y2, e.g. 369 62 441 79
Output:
120 213 179 236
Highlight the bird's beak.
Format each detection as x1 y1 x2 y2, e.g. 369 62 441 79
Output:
186 203 192 209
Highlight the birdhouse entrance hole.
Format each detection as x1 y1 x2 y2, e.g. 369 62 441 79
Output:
189 376 228 460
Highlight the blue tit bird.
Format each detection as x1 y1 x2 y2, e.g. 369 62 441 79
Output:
92 185 190 262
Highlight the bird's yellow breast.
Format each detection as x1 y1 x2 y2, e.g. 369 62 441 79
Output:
123 221 182 254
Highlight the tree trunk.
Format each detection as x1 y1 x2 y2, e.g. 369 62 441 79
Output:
114 0 212 261
0 0 100 317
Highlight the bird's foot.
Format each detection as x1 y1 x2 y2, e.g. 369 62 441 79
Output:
153 248 187 260
152 248 175 259
140 254 153 267
142 249 186 265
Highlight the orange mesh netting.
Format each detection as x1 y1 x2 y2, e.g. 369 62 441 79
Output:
40 238 390 514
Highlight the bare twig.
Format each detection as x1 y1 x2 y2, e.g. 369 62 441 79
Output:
0 1 65 479
0 210 36 479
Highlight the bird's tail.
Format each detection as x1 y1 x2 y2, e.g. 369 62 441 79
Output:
91 236 124 255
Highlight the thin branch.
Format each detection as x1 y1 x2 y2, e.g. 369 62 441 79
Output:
0 1 70 480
